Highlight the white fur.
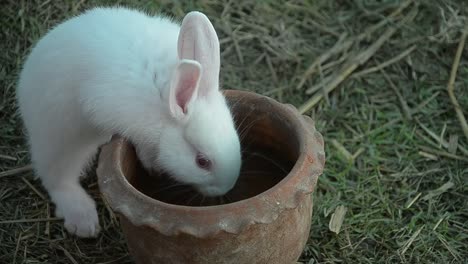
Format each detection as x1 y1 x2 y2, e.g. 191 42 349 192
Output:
16 7 241 238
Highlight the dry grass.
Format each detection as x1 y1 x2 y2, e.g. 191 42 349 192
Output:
1 0 468 263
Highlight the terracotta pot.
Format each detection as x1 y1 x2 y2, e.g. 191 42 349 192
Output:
97 90 325 264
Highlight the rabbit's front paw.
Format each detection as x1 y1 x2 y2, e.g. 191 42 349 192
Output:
55 193 101 238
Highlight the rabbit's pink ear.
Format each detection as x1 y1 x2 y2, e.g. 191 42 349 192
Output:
178 11 220 97
169 59 202 120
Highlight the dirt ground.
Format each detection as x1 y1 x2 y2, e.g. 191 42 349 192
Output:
1 0 467 263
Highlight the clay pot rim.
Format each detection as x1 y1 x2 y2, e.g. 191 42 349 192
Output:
97 89 325 237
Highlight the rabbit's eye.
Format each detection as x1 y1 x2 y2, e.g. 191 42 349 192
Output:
196 153 211 170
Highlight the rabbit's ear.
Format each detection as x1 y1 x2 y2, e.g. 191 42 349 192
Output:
177 11 220 97
169 59 202 120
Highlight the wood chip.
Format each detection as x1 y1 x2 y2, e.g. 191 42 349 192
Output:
448 134 458 154
329 205 347 234
400 225 424 255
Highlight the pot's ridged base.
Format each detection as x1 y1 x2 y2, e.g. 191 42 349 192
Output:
120 199 312 264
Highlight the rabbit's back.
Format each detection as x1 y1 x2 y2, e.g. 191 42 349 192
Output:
17 7 180 138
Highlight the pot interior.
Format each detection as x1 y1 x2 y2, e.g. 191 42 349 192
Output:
126 93 301 206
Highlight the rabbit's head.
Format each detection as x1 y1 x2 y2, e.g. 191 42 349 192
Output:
139 12 241 197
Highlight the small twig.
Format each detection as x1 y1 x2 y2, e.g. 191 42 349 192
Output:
21 177 46 200
390 168 443 178
297 0 414 92
411 91 440 114
232 26 245 65
360 0 414 40
422 181 454 201
220 0 234 18
259 39 284 59
0 164 33 178
296 32 349 89
418 146 468 162
0 154 17 161
419 151 438 160
56 245 79 264
352 118 401 141
416 120 468 156
45 203 51 236
299 20 402 112
265 54 278 84
352 148 365 160
96 255 131 264
306 19 341 37
331 139 354 162
219 34 255 45
415 130 443 150
440 123 448 149
299 2 417 113
321 54 349 74
0 217 62 224
351 89 440 143
433 213 448 231
253 52 266 65
435 232 461 261
399 225 424 255
318 63 330 106
352 45 417 78
230 17 269 34
381 69 413 120
101 194 118 226
447 22 468 142
262 86 288 96
405 192 422 209
13 232 22 264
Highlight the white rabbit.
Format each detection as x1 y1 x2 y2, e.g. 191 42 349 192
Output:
16 7 241 238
